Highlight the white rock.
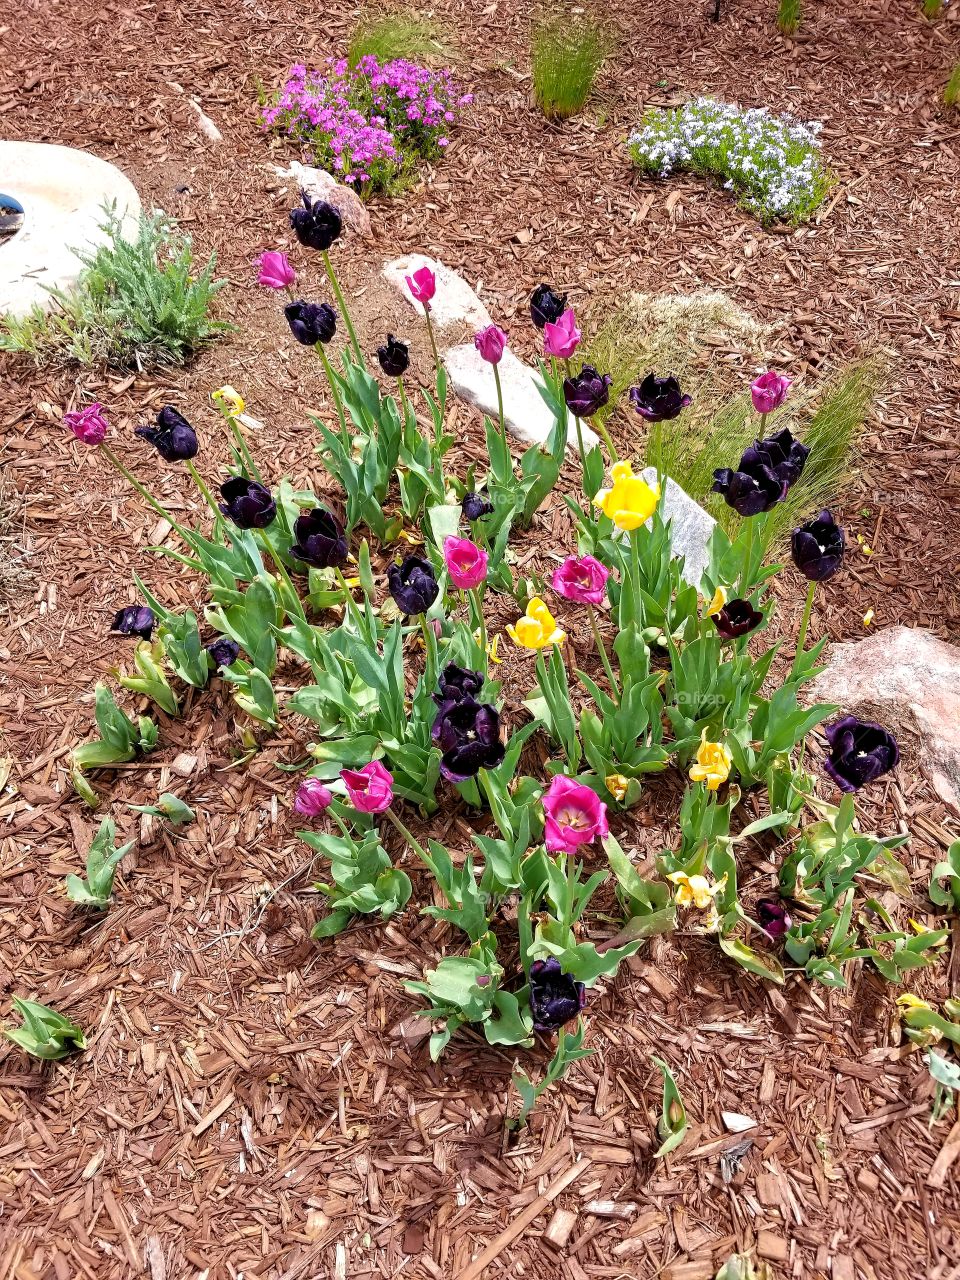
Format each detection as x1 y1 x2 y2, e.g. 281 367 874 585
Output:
0 141 141 319
382 253 492 334
274 161 372 239
443 343 597 452
722 1111 757 1133
641 467 716 590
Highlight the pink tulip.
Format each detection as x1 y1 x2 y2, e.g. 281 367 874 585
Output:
751 369 791 415
257 250 297 290
405 265 437 311
551 555 609 606
443 536 488 590
474 324 508 365
341 761 394 813
542 775 609 855
63 403 109 446
543 308 581 360
294 778 333 816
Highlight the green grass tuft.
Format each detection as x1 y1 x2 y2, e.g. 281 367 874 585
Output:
923 0 943 17
531 10 611 121
776 0 801 35
945 62 960 107
348 11 451 66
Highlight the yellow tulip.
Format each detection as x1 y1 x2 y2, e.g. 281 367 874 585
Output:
605 773 630 802
212 385 245 415
667 870 724 910
688 731 732 792
594 461 660 531
506 597 565 651
704 585 727 617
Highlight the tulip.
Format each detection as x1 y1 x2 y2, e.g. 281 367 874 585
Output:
711 598 763 640
443 536 488 590
289 194 342 252
432 663 484 717
212 386 245 416
341 761 394 813
388 555 439 616
605 773 630 802
551 555 609 606
822 716 899 792
755 896 792 940
376 334 409 377
285 299 337 345
257 250 297 290
563 365 612 419
541 775 609 854
530 283 568 330
741 428 809 489
289 507 348 570
432 697 505 782
712 456 786 516
135 407 199 462
594 461 660 530
474 324 508 365
629 374 692 422
218 477 277 529
206 637 240 669
667 870 724 909
294 778 333 816
462 491 494 521
405 265 437 311
791 510 844 581
751 369 792 415
63 403 109 446
543 308 581 359
507 597 565 650
111 605 155 641
528 958 585 1033
688 730 732 791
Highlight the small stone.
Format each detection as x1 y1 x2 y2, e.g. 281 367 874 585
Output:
275 161 373 239
641 467 716 590
170 753 198 777
722 1110 757 1133
382 253 492 334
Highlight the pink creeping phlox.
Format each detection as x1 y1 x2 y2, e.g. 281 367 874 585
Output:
341 761 394 813
543 308 581 360
443 536 488 590
551 555 610 606
542 775 609 855
63 403 109 446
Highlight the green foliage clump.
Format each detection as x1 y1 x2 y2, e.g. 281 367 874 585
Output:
945 63 960 108
348 10 451 66
776 0 801 35
531 10 611 121
0 208 229 369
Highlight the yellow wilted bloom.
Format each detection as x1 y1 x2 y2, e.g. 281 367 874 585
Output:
704 585 727 617
506 597 565 650
667 870 725 910
475 630 501 664
863 608 875 627
688 731 732 791
212 385 245 416
605 773 630 802
594 461 660 531
896 993 934 1013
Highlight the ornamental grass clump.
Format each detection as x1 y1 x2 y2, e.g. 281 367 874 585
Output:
262 56 471 195
530 10 611 121
627 97 831 224
348 10 451 66
946 63 960 108
776 0 801 35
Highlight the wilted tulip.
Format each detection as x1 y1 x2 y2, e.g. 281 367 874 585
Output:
474 324 508 365
376 334 409 377
528 958 586 1033
823 716 899 792
543 308 581 359
530 283 568 330
206 637 240 669
791 510 845 581
284 299 337 345
751 369 792 415
462 491 494 521
387 555 439 616
257 251 297 290
289 507 348 570
63 403 109 446
111 605 155 641
289 194 342 252
135 407 199 462
218 478 277 529
433 697 504 782
629 374 692 422
563 365 612 418
755 897 793 940
711 598 763 640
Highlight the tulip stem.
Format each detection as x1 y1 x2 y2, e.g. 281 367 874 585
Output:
492 363 508 451
423 309 442 375
758 411 768 442
790 580 817 681
184 460 220 521
588 414 619 464
321 250 363 366
101 446 192 543
419 612 439 690
587 605 620 701
468 587 488 667
316 343 350 443
738 516 756 597
227 416 263 484
383 806 432 872
396 377 412 427
573 414 587 474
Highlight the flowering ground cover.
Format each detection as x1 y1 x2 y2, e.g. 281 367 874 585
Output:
2 2 960 1279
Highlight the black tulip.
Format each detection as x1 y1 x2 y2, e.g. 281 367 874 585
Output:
376 334 409 378
528 958 585 1033
289 507 348 571
530 283 568 330
462 491 494 522
387 555 439 616
433 697 505 782
791 510 845 581
711 598 764 640
739 428 810 490
433 663 484 714
134 406 198 462
629 374 692 422
289 193 342 252
755 897 792 941
285 299 337 346
218 478 277 529
712 460 786 516
206 637 241 669
823 716 899 793
563 365 612 418
111 605 155 641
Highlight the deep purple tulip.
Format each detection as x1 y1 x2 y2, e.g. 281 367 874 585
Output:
289 193 342 252
376 334 409 377
432 663 484 719
563 365 612 418
218 478 277 529
711 598 764 640
462 491 494 521
791 510 845 581
289 507 348 570
528 958 586 1033
206 637 240 668
111 605 155 641
285 299 337 346
135 407 198 462
432 696 505 782
740 428 810 490
387 555 439 616
530 284 568 330
823 716 899 792
755 897 792 941
629 374 692 422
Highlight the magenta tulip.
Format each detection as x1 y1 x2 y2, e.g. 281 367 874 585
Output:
405 265 437 311
63 403 109 446
341 761 394 814
257 250 297 290
294 778 333 816
474 324 508 365
542 775 609 855
543 308 582 360
443 536 488 590
551 555 609 606
751 369 792 415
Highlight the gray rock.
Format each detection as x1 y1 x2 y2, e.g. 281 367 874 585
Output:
641 467 716 589
382 253 493 335
806 626 960 815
